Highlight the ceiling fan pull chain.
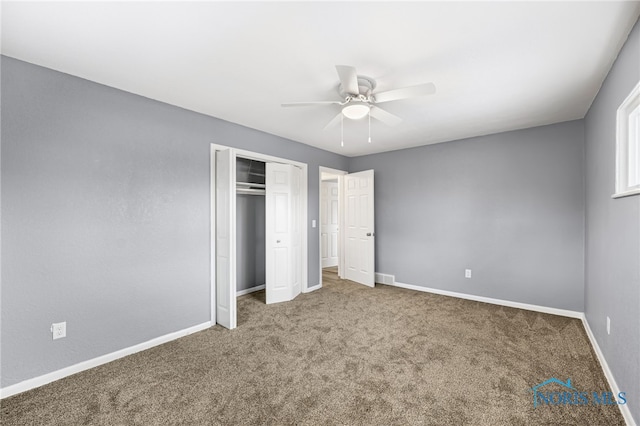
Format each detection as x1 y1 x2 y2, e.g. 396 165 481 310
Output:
368 108 372 143
341 113 344 147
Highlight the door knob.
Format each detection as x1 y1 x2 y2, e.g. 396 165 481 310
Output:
366 233 372 236
276 240 281 243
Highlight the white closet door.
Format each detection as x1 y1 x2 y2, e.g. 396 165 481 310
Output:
343 169 375 287
266 163 301 304
215 149 237 329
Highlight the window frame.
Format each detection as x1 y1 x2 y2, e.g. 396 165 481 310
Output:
614 80 640 199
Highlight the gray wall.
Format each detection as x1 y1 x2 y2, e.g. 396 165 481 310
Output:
350 121 586 311
236 194 265 291
0 56 348 388
584 18 640 423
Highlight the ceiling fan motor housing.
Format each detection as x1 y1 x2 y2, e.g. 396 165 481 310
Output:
338 75 377 99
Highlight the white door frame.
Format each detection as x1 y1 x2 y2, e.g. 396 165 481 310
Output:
210 144 308 325
318 166 347 287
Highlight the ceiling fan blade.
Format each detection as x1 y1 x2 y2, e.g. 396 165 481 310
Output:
370 106 402 126
323 113 343 130
373 82 436 103
336 65 360 95
281 101 342 107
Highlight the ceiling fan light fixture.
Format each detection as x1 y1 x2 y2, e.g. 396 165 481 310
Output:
342 102 370 120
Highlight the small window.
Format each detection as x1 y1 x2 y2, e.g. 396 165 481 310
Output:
614 81 640 198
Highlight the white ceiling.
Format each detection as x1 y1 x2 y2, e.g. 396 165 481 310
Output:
2 2 639 157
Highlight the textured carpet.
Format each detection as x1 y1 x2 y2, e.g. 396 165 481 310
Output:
1 269 625 425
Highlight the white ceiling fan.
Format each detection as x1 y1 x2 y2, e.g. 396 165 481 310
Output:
282 65 436 130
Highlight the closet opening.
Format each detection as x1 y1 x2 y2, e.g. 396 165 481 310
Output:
210 144 308 330
236 157 266 299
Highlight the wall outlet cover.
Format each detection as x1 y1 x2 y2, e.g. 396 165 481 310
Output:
51 322 66 340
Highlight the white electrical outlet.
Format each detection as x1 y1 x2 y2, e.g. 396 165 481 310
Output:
465 269 472 278
51 322 66 340
606 316 611 335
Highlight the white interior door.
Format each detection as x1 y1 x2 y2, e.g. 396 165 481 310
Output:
321 181 339 268
343 169 375 287
216 149 237 329
266 163 301 304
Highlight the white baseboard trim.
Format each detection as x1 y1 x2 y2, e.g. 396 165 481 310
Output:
0 321 212 400
390 281 584 319
238 283 321 296
581 315 636 426
304 283 322 293
236 285 265 297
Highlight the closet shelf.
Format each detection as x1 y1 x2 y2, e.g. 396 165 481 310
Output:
237 188 266 195
236 182 266 189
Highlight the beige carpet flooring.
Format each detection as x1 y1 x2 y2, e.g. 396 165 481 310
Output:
1 269 625 425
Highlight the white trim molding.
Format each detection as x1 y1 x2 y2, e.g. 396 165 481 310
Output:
236 285 265 297
614 80 640 198
581 316 637 426
304 283 322 293
391 281 583 318
612 188 640 199
0 321 212 400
